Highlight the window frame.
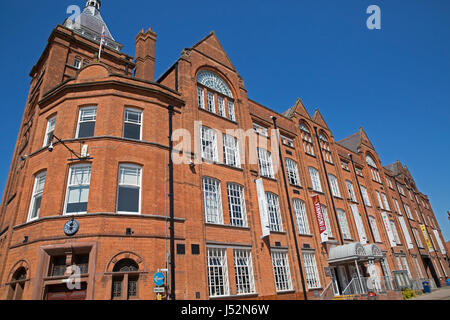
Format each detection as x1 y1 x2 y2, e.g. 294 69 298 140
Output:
76 106 97 139
43 116 56 147
27 171 47 222
202 177 224 225
123 108 143 141
116 164 142 215
63 164 92 216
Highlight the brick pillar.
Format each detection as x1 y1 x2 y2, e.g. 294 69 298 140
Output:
135 27 157 81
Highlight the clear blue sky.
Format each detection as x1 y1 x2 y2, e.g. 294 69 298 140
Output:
0 1 449 241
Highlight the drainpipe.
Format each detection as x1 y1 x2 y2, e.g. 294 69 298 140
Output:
313 127 344 245
168 106 176 300
348 154 376 244
271 116 308 300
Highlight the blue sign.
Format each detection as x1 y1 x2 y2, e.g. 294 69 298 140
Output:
153 272 165 286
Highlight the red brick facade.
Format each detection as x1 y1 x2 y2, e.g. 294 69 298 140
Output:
0 4 448 300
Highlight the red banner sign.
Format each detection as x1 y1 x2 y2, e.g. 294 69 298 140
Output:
312 196 328 242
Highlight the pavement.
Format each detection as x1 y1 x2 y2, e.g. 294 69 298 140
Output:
410 286 450 300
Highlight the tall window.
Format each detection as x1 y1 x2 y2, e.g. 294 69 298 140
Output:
76 107 97 138
381 193 390 211
390 221 401 245
404 204 413 220
197 70 235 120
227 183 247 227
266 192 283 232
319 133 333 163
258 148 274 179
412 228 424 248
293 199 310 235
328 174 341 198
302 252 321 289
253 123 268 136
201 126 218 162
123 108 142 140
111 259 140 300
376 191 384 209
337 209 352 240
281 135 294 148
28 171 46 222
400 256 412 279
64 164 91 215
397 184 405 196
271 251 293 292
369 216 382 242
346 180 357 202
207 247 229 297
360 186 371 207
43 116 56 147
394 199 402 215
202 177 223 224
234 249 255 295
309 167 322 192
117 164 142 214
73 57 82 69
285 159 300 186
223 134 240 168
7 268 27 300
300 122 314 156
366 155 381 183
321 205 333 237
413 256 424 279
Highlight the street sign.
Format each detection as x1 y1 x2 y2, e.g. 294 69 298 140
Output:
154 287 165 293
153 272 165 286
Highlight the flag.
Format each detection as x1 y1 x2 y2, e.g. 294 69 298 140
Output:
98 26 106 60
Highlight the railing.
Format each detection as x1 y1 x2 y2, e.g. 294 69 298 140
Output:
320 281 335 300
342 276 399 296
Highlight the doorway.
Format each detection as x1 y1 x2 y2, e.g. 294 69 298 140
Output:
422 257 441 288
45 283 87 300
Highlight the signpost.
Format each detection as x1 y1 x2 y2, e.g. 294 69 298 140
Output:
153 271 166 300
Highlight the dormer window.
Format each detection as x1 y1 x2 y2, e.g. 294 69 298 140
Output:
196 70 236 121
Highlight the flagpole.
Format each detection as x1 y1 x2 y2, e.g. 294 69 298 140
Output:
98 26 105 61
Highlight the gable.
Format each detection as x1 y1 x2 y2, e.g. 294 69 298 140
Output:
192 32 236 71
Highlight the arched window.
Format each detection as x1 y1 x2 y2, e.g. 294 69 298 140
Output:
319 132 333 164
196 70 236 121
366 154 381 183
111 259 140 300
300 121 314 156
7 267 27 300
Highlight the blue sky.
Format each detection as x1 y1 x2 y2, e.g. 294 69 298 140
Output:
0 1 449 241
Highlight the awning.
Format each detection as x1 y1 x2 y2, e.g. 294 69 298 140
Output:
328 242 383 264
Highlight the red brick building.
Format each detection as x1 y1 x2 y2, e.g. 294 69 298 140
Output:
0 1 448 300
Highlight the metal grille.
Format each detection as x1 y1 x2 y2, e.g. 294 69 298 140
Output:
201 126 218 162
257 148 274 178
265 192 283 232
207 248 229 297
227 183 247 227
293 199 310 235
234 250 255 295
223 135 240 168
285 159 300 186
202 177 223 224
302 252 321 289
271 251 293 292
112 278 122 298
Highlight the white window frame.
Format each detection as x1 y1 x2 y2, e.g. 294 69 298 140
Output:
346 180 356 202
43 116 56 147
227 183 247 227
253 123 268 137
381 193 390 211
302 251 321 289
266 192 283 232
123 108 143 141
369 216 382 242
197 86 205 109
258 148 274 179
412 228 424 248
271 250 293 292
360 186 371 207
217 96 226 117
201 126 218 162
207 91 216 113
202 177 223 224
27 171 46 222
63 164 92 216
376 191 384 209
76 106 97 139
328 175 341 198
321 205 333 237
223 134 241 168
207 247 230 297
285 159 300 186
293 199 310 235
234 249 255 295
228 101 236 122
390 220 401 245
309 167 322 192
116 164 142 215
337 209 352 240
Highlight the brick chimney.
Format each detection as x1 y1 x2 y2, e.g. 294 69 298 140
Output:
135 27 157 81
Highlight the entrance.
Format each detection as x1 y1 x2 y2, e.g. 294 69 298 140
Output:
45 283 87 300
422 257 441 288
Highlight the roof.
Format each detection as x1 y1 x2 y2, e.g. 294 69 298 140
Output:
63 1 123 52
